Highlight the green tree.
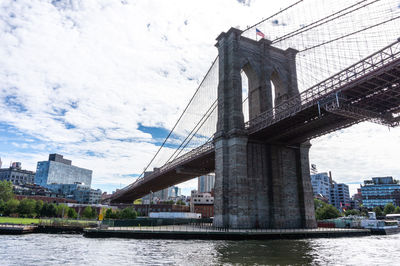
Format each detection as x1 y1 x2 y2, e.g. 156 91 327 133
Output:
40 202 49 217
383 203 396 215
111 209 121 219
35 200 44 217
0 199 5 215
5 199 20 216
56 204 69 218
120 207 137 219
105 208 112 219
394 206 400 214
67 208 78 219
44 203 57 217
0 180 14 202
91 207 97 219
82 206 94 219
344 209 360 216
315 204 341 220
176 200 186 206
17 198 36 218
373 206 383 217
314 198 327 210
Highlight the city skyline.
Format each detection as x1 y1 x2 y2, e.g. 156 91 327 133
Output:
0 0 399 196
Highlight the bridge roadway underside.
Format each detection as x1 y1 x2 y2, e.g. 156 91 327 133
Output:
112 58 400 204
112 149 215 203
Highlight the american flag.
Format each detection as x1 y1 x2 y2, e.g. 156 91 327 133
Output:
256 28 265 38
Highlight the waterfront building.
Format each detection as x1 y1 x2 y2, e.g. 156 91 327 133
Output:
310 172 331 200
73 187 102 204
198 174 215 193
132 204 189 216
13 183 60 197
190 190 214 218
0 162 35 185
35 154 92 187
310 164 318 175
15 194 77 204
330 182 350 210
48 183 102 204
34 154 102 204
350 188 363 209
361 176 400 208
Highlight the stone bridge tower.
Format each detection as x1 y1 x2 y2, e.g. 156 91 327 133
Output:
214 28 317 229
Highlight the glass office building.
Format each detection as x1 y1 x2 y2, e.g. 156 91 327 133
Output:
35 154 92 188
361 176 400 208
198 174 215 193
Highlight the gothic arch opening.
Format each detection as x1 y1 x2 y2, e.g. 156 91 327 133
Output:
241 70 249 123
270 70 287 107
241 63 260 122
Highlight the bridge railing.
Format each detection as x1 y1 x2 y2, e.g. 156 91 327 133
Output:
246 39 400 133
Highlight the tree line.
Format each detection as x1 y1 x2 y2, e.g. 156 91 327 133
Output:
0 180 100 219
314 198 400 220
0 180 138 220
104 207 137 219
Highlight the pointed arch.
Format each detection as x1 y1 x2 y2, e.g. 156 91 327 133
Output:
270 69 288 106
241 62 264 121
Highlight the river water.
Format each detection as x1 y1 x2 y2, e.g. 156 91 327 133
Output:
1 234 400 265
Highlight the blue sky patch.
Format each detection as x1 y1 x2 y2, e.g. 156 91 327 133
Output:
4 95 27 112
52 107 67 116
138 124 169 139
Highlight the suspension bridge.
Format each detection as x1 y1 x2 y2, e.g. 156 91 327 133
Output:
108 0 400 229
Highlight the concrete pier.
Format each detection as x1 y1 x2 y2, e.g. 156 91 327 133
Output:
0 224 36 235
83 226 370 240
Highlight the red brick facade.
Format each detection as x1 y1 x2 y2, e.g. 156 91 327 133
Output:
194 204 214 218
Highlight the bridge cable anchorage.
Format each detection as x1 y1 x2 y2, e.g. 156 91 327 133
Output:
272 0 379 44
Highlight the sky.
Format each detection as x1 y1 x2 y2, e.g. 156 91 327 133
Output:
0 0 399 196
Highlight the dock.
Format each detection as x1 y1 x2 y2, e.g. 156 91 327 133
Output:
83 225 371 240
0 224 37 235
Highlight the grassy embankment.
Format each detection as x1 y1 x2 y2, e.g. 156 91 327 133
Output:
0 217 97 226
0 217 40 224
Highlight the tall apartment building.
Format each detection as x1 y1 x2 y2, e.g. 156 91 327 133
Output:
361 176 400 208
330 182 350 210
0 162 35 185
310 172 331 201
198 174 215 193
